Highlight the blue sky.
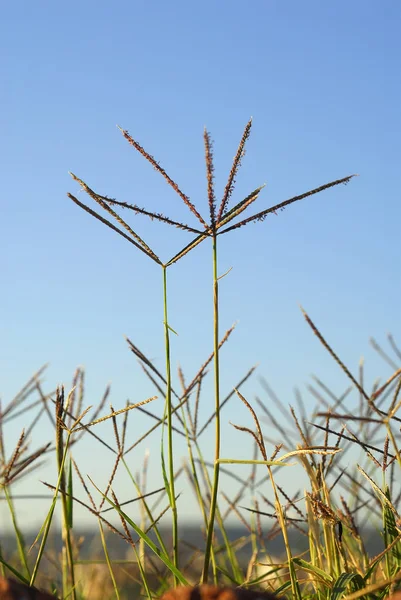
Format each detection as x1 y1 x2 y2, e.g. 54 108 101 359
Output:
1 1 401 529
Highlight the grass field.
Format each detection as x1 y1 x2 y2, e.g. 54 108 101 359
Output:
1 122 401 600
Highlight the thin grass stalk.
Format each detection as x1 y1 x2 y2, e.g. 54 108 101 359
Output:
267 465 302 600
193 435 243 582
97 520 120 600
30 430 72 586
179 406 209 530
202 234 221 583
3 485 30 578
58 457 76 600
179 404 218 579
322 478 341 578
162 265 178 581
87 478 188 585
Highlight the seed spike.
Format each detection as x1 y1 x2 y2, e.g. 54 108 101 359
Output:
217 118 253 223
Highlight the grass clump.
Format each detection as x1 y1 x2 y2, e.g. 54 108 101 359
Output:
2 121 400 600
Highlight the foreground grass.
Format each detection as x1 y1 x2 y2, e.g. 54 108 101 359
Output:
1 122 400 599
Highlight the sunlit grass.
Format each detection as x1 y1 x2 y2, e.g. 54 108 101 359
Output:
3 123 400 600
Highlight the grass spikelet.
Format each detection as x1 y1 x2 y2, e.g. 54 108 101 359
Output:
218 118 252 222
219 175 356 234
69 173 160 261
204 129 216 229
118 126 208 228
68 192 162 263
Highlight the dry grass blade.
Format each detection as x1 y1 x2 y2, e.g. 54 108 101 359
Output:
279 446 342 460
185 324 236 394
73 458 97 511
123 395 190 454
357 465 400 516
259 377 292 423
126 337 166 378
371 367 401 400
289 406 316 468
241 505 305 523
110 404 121 454
314 412 383 424
111 490 139 554
222 469 255 520
219 175 356 234
7 443 51 484
136 405 187 439
388 375 401 417
221 491 250 530
127 339 186 428
197 365 257 437
310 421 395 458
35 381 56 428
370 337 399 370
193 375 203 436
119 126 209 228
234 390 267 460
276 484 305 520
4 430 26 481
388 333 401 361
100 486 166 514
135 323 238 440
217 118 252 222
301 307 375 407
255 399 293 450
308 384 352 422
136 495 181 544
68 193 162 264
2 364 48 418
326 424 346 474
231 423 268 461
99 452 121 511
24 408 46 440
74 397 157 431
42 481 131 544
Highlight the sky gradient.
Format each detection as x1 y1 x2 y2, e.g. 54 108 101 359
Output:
1 1 401 528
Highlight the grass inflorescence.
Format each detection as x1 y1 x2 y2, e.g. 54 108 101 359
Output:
2 122 400 600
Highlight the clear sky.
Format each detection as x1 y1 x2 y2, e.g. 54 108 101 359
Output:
1 1 401 529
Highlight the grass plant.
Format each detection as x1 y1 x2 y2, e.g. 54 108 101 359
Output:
1 122 401 600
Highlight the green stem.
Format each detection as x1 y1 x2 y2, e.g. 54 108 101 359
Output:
162 265 178 582
59 464 76 600
30 431 72 586
4 485 30 579
202 235 220 583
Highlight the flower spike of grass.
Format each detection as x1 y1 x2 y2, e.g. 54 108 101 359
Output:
69 173 160 261
94 196 205 234
204 128 216 229
25 120 359 598
217 118 253 222
68 193 162 264
118 125 209 228
218 175 356 235
216 186 265 231
166 230 211 266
